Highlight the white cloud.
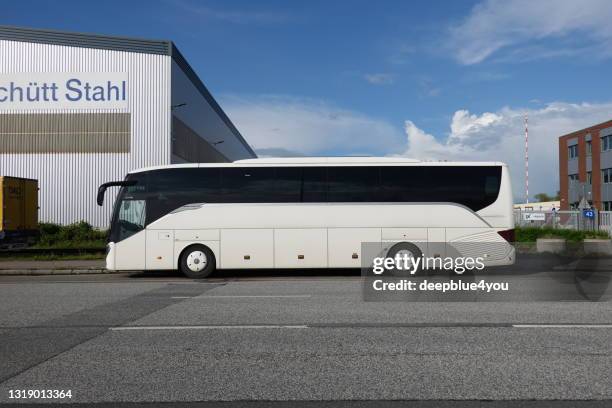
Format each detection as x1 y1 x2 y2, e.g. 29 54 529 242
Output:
224 93 612 200
223 95 404 156
448 110 502 148
364 73 394 85
254 147 305 158
449 0 612 64
417 77 441 97
400 101 612 200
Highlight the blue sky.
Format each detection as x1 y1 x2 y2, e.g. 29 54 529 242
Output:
3 0 612 199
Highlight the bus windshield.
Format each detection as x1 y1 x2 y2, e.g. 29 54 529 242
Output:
108 177 147 242
113 199 146 241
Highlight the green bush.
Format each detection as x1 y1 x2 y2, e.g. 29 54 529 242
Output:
515 227 609 243
30 223 610 248
35 222 108 248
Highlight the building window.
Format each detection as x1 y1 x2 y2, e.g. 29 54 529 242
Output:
587 171 592 184
568 173 579 183
586 141 592 156
602 134 612 152
568 145 579 159
602 168 612 184
604 201 612 211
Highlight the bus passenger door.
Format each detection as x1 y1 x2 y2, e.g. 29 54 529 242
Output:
112 199 147 270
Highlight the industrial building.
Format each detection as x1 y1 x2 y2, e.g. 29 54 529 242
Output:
0 25 256 228
559 119 612 210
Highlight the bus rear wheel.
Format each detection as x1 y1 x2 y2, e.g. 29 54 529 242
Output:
179 245 216 279
386 242 423 277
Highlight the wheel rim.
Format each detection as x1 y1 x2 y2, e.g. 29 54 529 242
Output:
395 249 417 269
186 250 207 272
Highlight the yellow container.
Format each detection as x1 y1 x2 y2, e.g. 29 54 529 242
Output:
0 176 38 234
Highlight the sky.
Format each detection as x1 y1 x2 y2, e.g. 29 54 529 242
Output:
3 0 612 200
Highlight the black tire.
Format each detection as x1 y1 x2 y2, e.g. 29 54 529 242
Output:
386 242 423 277
179 244 216 279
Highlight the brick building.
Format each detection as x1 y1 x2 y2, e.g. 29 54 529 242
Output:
559 119 612 210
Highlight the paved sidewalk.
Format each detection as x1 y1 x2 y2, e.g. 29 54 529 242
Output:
0 259 110 275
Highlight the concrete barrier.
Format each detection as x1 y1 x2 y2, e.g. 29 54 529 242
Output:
536 238 566 254
583 239 612 256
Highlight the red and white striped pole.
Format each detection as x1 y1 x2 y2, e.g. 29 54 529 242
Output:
525 113 529 204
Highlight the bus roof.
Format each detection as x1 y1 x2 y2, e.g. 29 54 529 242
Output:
129 157 507 174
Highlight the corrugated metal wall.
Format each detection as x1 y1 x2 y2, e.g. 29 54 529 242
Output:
0 40 171 228
0 112 130 153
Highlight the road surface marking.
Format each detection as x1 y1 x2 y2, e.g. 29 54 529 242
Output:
513 324 612 328
110 325 308 331
170 295 311 299
199 295 311 298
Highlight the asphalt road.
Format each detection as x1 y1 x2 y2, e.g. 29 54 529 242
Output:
1 270 612 407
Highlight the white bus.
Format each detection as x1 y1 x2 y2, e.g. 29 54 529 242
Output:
97 157 515 278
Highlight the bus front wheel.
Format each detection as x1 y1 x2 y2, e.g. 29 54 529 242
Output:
179 244 216 279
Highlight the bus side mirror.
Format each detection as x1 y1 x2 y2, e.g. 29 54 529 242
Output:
97 180 137 206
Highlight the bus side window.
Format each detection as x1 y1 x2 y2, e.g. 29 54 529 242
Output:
274 167 301 202
327 166 380 202
484 175 500 197
302 167 327 202
380 166 418 201
145 168 221 224
221 167 275 203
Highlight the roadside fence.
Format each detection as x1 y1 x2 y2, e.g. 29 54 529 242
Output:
514 209 612 233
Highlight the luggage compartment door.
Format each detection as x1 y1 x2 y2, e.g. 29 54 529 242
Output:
274 229 327 268
221 229 274 269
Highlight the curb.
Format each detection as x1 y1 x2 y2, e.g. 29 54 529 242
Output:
0 269 121 276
